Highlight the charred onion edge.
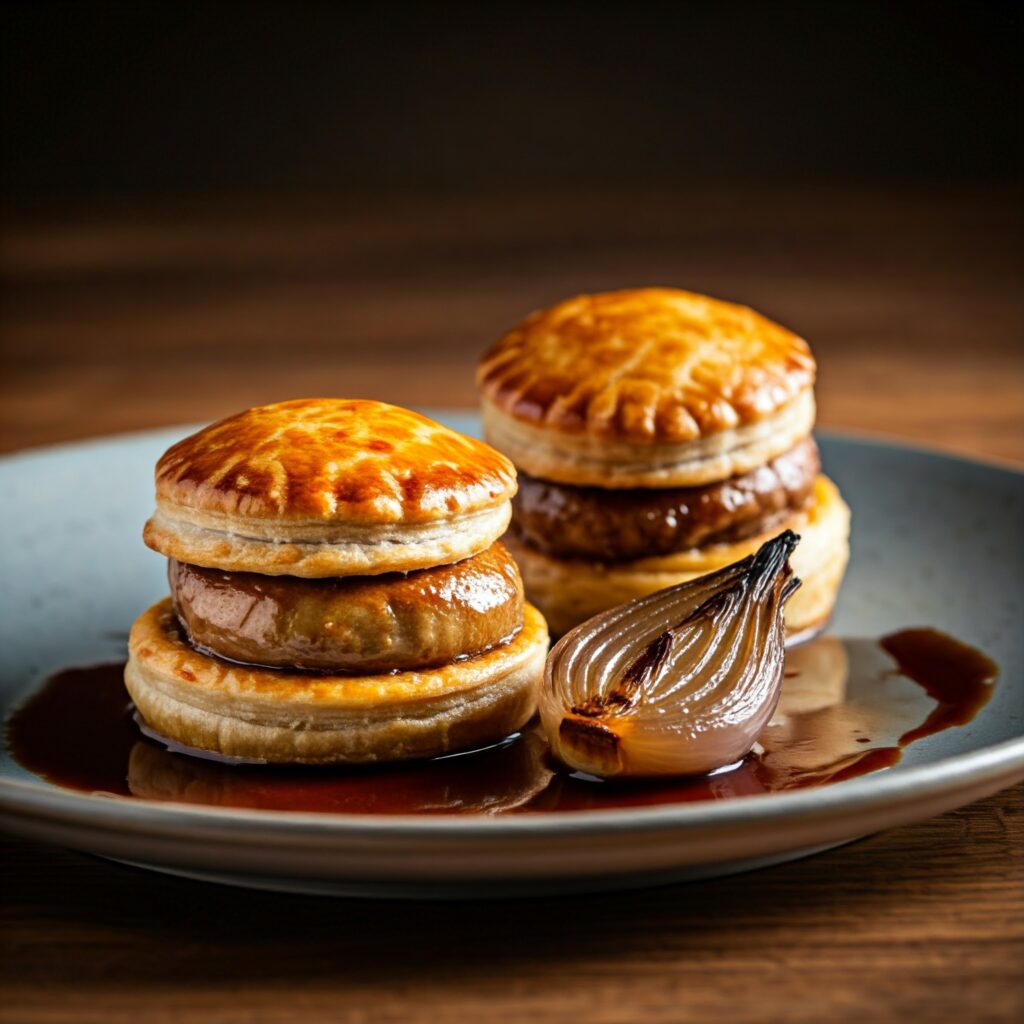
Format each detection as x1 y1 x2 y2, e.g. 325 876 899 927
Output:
554 530 802 773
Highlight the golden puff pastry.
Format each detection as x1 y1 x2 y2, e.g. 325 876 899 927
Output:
478 288 816 488
505 476 850 637
144 399 517 577
126 599 549 764
169 543 524 675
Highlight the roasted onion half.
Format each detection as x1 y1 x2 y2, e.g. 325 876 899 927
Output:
539 531 802 778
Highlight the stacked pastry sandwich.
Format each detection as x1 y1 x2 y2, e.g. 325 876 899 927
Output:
126 398 549 764
477 288 850 635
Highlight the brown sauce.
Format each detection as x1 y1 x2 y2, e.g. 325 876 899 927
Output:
880 628 998 745
4 629 997 816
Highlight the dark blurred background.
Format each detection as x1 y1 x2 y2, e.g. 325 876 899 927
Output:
3 0 1022 206
1 0 1022 458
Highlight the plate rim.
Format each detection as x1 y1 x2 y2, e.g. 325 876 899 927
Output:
3 735 1022 839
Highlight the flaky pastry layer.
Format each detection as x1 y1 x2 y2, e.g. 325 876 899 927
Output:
505 475 850 636
125 599 550 764
145 501 511 577
477 288 816 445
482 389 815 488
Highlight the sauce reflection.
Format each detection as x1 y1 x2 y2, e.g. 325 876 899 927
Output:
5 629 997 815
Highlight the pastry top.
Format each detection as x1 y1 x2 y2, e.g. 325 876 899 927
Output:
153 399 516 526
477 288 816 444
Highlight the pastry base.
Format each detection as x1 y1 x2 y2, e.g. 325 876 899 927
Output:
125 599 550 765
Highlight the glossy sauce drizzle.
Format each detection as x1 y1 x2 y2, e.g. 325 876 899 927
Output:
881 628 999 744
4 629 997 815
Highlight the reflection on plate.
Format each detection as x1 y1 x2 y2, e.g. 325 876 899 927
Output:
5 631 997 816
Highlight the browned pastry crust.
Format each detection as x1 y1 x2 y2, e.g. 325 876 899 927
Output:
477 288 816 444
512 437 819 560
169 543 525 674
125 599 550 765
144 399 517 576
154 398 515 524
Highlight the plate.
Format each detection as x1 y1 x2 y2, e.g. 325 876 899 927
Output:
2 415 1023 898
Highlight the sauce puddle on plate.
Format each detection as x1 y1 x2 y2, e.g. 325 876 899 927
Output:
4 629 997 815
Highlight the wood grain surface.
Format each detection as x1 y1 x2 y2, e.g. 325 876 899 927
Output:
1 188 1022 1024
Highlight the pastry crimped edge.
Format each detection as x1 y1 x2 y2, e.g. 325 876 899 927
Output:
155 398 517 526
481 389 816 488
504 475 850 637
144 501 511 577
125 599 549 764
476 288 816 444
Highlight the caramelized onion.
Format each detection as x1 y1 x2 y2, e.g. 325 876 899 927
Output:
539 532 802 778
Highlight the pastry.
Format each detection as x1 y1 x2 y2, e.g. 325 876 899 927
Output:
144 398 516 576
478 288 816 487
477 288 850 635
126 399 550 764
126 599 547 764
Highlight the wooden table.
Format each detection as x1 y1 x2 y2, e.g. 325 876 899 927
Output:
2 189 1022 1023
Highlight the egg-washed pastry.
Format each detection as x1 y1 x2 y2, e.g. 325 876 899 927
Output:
477 289 850 636
127 399 550 764
478 288 816 488
144 398 516 577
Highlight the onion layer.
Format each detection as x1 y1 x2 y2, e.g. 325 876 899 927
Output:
539 531 802 778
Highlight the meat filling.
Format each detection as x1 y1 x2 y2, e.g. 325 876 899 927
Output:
512 438 820 561
169 543 525 674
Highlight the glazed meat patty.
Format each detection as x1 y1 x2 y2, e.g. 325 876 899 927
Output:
512 438 820 561
169 543 524 674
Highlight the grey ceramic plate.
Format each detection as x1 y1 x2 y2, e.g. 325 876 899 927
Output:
1 414 1022 898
